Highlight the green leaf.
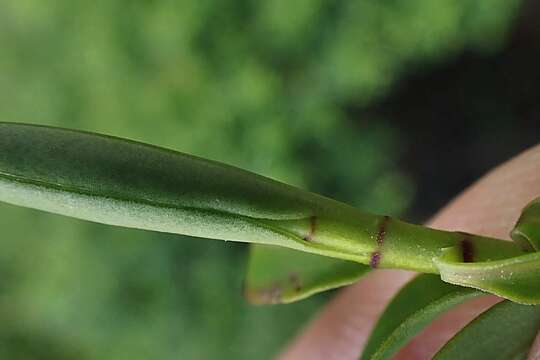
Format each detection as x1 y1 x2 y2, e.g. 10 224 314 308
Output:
511 197 540 251
244 244 370 304
436 249 540 305
361 274 482 360
0 122 379 260
1 122 420 266
434 301 540 360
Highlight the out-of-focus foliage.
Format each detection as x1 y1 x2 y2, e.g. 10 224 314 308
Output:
0 0 522 358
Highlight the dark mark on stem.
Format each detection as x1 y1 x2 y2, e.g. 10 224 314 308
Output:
456 231 474 263
460 238 474 263
377 215 390 246
370 251 381 268
370 216 390 268
303 216 317 242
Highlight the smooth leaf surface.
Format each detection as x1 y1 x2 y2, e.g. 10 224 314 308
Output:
434 300 540 360
361 274 482 360
244 244 370 304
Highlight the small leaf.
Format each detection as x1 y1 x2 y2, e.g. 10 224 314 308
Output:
244 244 370 304
436 197 540 304
511 197 540 251
361 274 482 360
434 301 540 360
436 249 540 305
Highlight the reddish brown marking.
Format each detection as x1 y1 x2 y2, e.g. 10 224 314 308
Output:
456 231 475 263
377 216 390 246
369 251 382 268
289 273 302 292
369 216 390 269
303 216 317 242
460 238 474 263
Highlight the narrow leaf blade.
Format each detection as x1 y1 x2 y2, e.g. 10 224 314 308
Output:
434 301 540 360
244 244 370 304
361 274 482 360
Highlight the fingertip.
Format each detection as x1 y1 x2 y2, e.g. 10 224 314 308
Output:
528 332 540 360
429 143 540 239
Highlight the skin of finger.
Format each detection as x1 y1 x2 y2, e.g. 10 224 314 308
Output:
278 144 540 360
529 332 540 360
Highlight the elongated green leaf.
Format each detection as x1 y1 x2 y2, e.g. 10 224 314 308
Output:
361 274 482 360
0 122 383 261
244 244 370 304
434 301 540 360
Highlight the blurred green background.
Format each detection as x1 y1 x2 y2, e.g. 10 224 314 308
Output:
1 0 539 358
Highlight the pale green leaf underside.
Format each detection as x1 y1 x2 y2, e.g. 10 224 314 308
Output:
434 301 540 360
245 244 370 304
361 274 482 360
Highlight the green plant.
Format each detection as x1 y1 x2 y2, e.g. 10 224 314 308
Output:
1 122 539 359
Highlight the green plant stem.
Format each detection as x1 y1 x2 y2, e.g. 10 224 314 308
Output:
262 206 526 273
